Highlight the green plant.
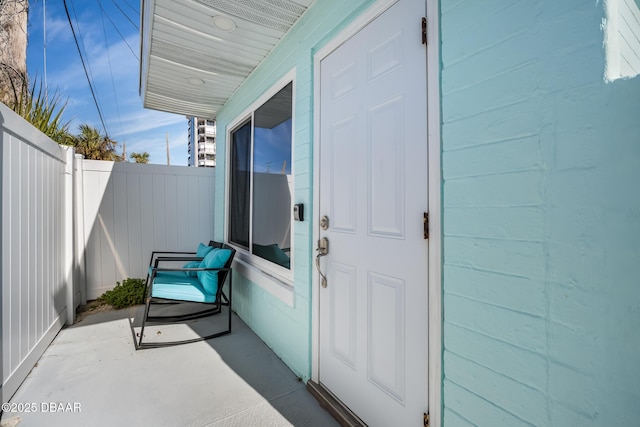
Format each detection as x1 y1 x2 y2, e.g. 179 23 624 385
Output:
98 278 146 309
72 123 122 161
130 152 150 164
8 77 72 144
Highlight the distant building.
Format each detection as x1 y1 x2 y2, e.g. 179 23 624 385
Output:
187 117 216 167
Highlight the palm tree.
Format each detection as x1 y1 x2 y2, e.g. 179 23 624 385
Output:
130 152 150 164
73 124 121 161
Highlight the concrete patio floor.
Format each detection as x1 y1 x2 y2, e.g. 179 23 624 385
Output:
1 306 339 427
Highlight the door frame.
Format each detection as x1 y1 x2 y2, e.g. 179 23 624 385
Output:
311 0 442 425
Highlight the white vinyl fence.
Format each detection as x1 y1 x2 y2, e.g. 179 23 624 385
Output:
79 160 215 299
1 103 216 404
0 104 73 405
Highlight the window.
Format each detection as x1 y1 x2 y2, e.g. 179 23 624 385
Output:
605 0 640 81
229 82 293 271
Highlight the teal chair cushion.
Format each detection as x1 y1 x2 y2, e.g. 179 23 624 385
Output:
151 274 217 303
197 248 233 296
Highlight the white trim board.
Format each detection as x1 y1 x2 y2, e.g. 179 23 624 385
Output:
232 258 295 307
311 1 442 426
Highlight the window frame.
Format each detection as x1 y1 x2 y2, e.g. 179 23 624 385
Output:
225 71 296 286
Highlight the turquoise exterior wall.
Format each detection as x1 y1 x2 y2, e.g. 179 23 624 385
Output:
213 0 639 422
213 0 375 381
441 0 640 425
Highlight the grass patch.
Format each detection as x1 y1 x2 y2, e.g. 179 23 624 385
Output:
98 278 146 309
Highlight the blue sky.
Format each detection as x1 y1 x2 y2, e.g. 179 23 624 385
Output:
26 0 189 165
254 120 292 174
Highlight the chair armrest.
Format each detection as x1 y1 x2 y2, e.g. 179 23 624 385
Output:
153 256 204 268
152 251 197 256
148 251 197 268
151 266 231 273
155 256 204 262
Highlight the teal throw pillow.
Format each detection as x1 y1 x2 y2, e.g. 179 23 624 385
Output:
183 260 200 277
196 242 214 258
253 243 290 269
197 248 232 296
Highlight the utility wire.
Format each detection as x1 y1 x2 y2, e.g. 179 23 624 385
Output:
98 0 125 137
43 0 47 99
63 0 109 136
119 0 139 16
110 0 139 31
96 0 139 60
69 0 101 104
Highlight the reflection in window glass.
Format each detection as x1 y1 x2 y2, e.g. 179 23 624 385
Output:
228 83 293 269
229 121 251 250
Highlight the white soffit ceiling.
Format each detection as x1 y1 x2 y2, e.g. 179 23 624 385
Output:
140 0 314 119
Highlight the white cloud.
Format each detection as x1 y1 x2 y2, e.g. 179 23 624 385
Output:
46 15 73 44
113 109 187 136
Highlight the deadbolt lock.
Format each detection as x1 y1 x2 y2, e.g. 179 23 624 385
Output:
320 215 329 230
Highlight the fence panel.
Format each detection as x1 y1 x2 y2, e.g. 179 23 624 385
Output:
1 104 69 404
80 161 216 299
1 102 216 404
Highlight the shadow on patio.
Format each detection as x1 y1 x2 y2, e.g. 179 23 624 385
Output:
1 308 338 427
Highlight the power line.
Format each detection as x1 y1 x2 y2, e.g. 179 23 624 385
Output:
69 0 101 101
98 0 124 137
62 0 109 136
119 0 139 16
110 0 139 31
43 0 47 98
96 0 139 60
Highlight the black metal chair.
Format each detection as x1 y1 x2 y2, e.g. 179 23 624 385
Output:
134 241 235 349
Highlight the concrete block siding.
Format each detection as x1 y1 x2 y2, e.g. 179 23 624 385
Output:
441 0 640 425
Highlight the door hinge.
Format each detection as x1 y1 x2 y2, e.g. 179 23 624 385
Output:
424 412 430 426
422 17 427 44
423 212 429 239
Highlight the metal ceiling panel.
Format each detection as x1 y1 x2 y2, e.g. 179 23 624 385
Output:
140 0 314 119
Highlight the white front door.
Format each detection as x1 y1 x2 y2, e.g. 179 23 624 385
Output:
317 1 429 425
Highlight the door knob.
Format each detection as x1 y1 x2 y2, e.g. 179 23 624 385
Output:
316 237 329 288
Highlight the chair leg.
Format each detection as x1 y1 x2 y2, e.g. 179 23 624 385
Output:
133 271 233 350
136 297 153 350
227 274 232 334
143 276 150 300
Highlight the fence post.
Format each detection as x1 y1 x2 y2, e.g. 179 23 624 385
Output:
63 146 75 325
74 154 87 306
